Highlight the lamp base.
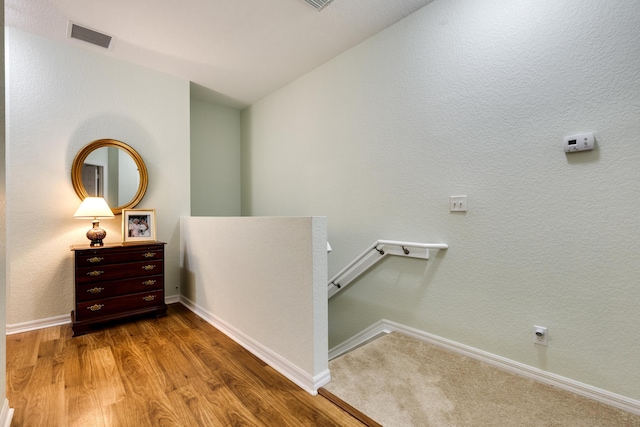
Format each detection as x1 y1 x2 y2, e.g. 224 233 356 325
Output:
87 220 107 247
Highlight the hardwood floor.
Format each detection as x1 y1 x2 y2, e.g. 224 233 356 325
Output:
6 304 367 427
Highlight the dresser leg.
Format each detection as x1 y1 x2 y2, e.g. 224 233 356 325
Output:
70 310 89 337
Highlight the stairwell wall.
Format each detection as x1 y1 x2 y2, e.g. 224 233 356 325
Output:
241 0 640 401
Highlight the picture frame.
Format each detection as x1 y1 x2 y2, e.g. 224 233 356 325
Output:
122 209 157 243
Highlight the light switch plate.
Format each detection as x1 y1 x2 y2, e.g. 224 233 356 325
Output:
450 196 467 212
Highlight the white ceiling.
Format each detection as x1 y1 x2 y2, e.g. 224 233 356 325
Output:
5 0 434 109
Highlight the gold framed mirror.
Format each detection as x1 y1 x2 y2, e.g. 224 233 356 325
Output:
71 139 148 215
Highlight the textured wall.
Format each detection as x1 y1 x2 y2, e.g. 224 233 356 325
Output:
241 0 640 400
0 0 7 404
181 216 328 384
6 28 190 324
190 98 241 216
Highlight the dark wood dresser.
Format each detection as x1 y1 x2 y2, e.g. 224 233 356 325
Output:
70 241 168 336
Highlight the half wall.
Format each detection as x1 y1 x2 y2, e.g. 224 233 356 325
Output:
180 216 329 394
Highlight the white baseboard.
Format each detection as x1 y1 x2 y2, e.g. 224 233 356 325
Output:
329 319 640 416
179 296 327 395
329 319 391 360
6 314 71 335
165 294 181 304
6 295 180 335
0 399 14 427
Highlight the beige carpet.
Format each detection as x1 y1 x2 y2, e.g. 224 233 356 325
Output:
324 332 640 427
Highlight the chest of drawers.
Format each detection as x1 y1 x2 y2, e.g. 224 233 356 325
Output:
70 241 168 336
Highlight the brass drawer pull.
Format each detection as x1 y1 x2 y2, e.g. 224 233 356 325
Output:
87 270 104 277
142 252 156 259
143 295 156 302
87 304 104 311
142 265 156 271
142 279 157 286
87 256 104 263
87 287 105 294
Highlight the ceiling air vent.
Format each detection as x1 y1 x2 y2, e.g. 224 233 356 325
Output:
68 22 114 49
303 0 333 11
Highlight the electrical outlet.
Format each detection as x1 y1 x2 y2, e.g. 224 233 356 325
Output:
450 196 467 212
534 325 548 346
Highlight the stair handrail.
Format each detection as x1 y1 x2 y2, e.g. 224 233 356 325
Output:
328 240 448 298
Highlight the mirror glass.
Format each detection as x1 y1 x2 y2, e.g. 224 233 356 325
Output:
72 139 148 215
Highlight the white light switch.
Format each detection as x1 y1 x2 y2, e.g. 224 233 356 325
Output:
450 196 467 212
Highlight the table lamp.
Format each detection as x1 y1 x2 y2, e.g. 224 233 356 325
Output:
73 197 115 246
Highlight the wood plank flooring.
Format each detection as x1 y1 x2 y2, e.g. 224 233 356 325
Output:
6 304 368 427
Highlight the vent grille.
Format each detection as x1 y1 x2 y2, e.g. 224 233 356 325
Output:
303 0 334 11
69 22 113 49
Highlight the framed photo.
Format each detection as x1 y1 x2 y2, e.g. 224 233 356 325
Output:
122 209 156 243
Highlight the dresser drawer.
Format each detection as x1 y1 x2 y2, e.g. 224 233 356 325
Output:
75 247 164 268
75 290 164 322
76 275 163 302
76 260 164 284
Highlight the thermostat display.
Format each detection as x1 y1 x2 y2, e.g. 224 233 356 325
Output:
563 132 594 152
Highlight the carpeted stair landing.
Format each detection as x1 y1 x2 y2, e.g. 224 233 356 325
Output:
323 332 640 427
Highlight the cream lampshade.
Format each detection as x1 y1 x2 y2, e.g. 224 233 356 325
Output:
73 197 115 246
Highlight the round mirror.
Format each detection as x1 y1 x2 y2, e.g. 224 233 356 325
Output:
71 139 148 215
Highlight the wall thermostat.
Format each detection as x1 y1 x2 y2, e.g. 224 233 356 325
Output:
563 132 594 152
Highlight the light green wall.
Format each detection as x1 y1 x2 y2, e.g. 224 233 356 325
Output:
190 97 241 216
1 0 8 405
6 27 190 324
241 0 640 400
